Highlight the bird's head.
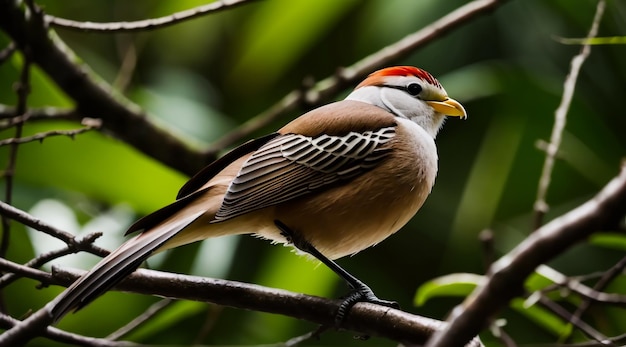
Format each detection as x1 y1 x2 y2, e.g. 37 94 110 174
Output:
346 66 467 138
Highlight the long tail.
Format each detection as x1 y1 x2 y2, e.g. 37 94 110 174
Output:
49 210 205 321
48 186 213 321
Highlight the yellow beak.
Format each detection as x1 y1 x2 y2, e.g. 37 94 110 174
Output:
426 98 467 119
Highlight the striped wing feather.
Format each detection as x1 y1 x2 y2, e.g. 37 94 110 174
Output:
213 126 396 221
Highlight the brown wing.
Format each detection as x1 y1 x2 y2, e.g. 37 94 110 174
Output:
213 126 396 222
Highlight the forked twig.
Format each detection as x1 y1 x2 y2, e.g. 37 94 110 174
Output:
533 0 606 229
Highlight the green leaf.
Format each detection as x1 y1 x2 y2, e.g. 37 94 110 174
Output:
557 36 626 45
511 298 572 337
414 273 484 306
525 270 557 292
589 232 626 252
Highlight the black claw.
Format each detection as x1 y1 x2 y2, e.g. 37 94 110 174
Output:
335 284 399 324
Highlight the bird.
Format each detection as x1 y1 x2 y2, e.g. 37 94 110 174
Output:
1 66 466 344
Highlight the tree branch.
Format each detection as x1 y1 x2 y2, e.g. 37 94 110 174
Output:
51 267 482 346
45 0 258 33
0 254 483 346
426 161 626 347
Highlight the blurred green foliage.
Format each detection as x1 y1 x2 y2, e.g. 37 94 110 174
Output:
1 0 625 346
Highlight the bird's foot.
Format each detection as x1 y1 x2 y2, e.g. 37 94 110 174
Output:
336 282 399 325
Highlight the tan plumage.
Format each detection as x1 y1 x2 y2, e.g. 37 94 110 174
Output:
42 66 467 322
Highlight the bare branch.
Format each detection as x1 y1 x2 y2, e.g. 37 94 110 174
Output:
536 295 611 345
0 200 109 258
48 267 484 347
533 0 606 229
0 232 104 289
205 0 505 156
0 119 101 147
425 161 626 347
106 299 173 341
45 0 259 33
566 255 626 342
283 326 328 347
537 264 626 305
0 258 53 285
0 314 139 347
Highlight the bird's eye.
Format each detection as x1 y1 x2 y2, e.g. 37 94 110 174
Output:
406 83 422 96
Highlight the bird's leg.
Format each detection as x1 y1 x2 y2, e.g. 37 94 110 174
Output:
274 220 399 324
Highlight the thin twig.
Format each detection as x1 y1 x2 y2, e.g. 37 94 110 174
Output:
0 258 54 285
533 0 606 229
0 232 104 289
45 0 258 33
0 122 101 147
530 333 626 347
112 35 140 93
0 42 16 64
0 200 109 258
0 314 140 347
1 47 31 277
284 325 329 347
489 323 518 347
106 299 173 341
536 264 626 305
536 295 611 345
566 255 626 342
